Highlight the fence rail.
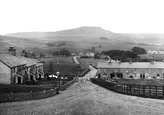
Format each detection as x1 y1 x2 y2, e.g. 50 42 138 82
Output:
0 88 58 103
91 78 164 99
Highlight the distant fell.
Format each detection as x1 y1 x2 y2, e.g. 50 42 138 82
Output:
5 26 164 45
6 26 114 38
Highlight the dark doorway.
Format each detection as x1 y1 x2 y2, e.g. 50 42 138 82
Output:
98 74 101 78
17 77 21 84
110 73 115 79
38 74 42 79
30 75 34 81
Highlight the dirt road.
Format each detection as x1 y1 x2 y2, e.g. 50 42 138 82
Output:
1 69 164 115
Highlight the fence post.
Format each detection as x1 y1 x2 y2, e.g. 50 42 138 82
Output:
134 85 135 95
156 86 157 99
11 92 13 101
44 90 46 98
149 86 151 98
139 85 140 96
121 85 123 93
129 85 131 95
124 85 125 93
143 86 145 97
163 86 164 99
30 91 33 100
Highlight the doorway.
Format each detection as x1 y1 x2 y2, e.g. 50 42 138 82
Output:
17 77 22 84
30 75 34 81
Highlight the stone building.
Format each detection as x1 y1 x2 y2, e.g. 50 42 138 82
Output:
97 61 164 79
0 54 44 84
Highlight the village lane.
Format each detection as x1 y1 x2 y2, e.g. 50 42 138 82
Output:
1 68 164 115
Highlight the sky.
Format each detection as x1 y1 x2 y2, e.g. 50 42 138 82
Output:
0 0 164 35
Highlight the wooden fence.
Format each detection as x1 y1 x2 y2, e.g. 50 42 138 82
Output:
0 88 58 103
91 78 164 99
0 78 77 103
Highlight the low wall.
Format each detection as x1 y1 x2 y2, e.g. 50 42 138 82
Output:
72 56 80 64
60 77 77 91
79 68 90 77
0 88 58 103
91 78 164 99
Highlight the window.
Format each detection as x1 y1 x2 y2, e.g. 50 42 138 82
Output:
104 69 107 72
12 67 15 73
157 74 160 77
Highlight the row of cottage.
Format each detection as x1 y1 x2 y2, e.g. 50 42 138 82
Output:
0 54 44 84
97 61 164 79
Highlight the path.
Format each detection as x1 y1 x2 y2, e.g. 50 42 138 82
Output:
1 69 164 115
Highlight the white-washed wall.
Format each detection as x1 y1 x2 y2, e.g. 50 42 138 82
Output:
0 62 11 84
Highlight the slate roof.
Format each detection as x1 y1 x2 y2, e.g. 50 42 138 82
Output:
36 63 43 67
0 54 26 68
17 56 38 67
97 62 164 69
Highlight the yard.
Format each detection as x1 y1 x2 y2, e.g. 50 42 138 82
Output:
79 58 106 68
39 56 74 63
43 63 81 76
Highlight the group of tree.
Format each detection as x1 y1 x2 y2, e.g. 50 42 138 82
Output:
131 47 147 55
47 43 55 47
40 53 45 58
53 49 70 56
102 50 138 61
94 46 147 62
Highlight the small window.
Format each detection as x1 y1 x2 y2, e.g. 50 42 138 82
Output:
104 69 107 72
157 74 160 77
12 68 15 73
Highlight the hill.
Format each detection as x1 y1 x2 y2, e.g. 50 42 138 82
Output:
2 26 164 56
6 26 164 45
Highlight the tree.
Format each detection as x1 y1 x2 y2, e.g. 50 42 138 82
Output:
59 49 70 56
49 63 54 74
102 49 138 61
94 52 101 59
40 53 45 58
53 51 59 56
99 45 102 48
91 47 95 52
131 47 146 54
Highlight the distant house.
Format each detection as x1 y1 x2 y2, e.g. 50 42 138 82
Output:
0 54 44 84
81 49 95 58
147 50 164 54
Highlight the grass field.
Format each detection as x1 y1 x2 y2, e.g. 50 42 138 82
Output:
79 58 107 67
40 56 74 63
43 62 81 75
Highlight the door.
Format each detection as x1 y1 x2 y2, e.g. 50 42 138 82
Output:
30 75 34 81
17 77 22 84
